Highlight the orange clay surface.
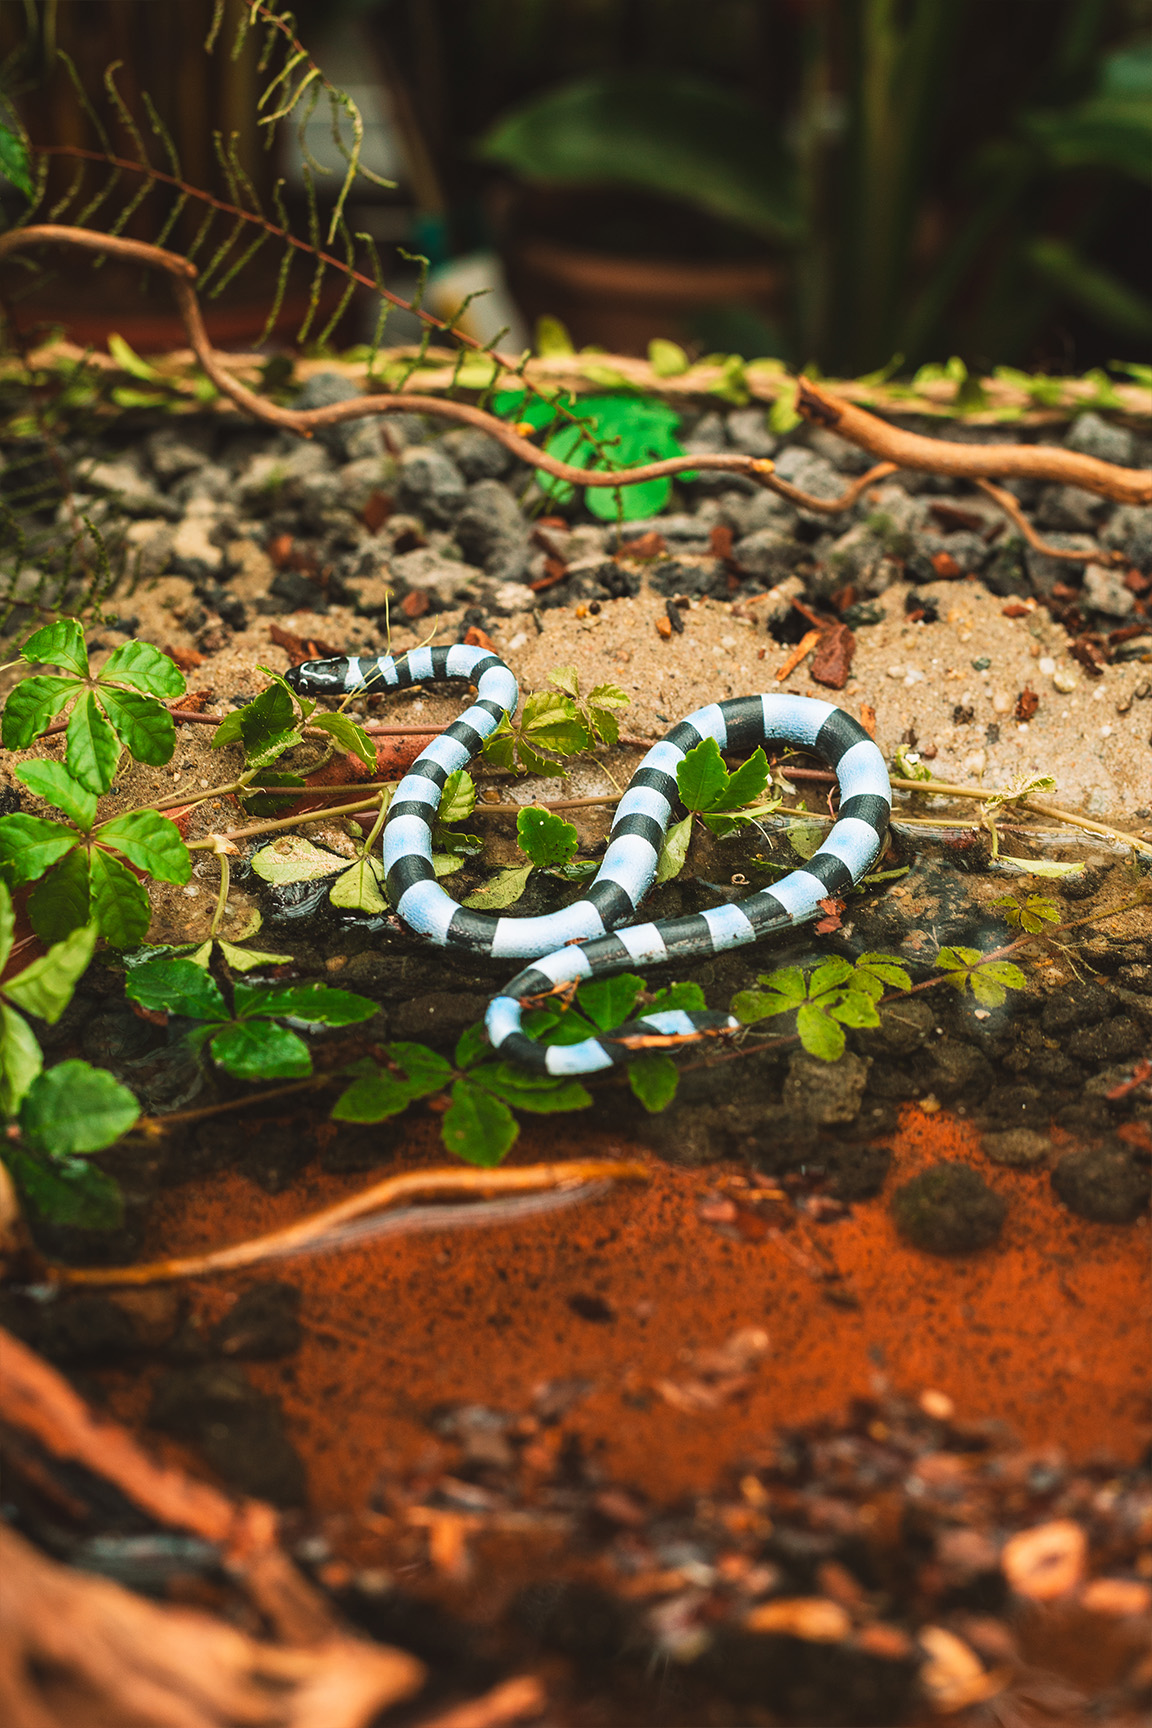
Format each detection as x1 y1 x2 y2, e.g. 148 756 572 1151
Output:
106 1104 1151 1516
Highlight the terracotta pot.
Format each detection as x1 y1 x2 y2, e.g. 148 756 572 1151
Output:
505 236 783 356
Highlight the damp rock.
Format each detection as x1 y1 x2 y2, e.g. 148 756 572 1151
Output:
396 445 467 526
1082 562 1135 619
1051 1146 1150 1224
981 1129 1051 1168
892 1162 1007 1255
1103 503 1152 571
1065 411 1135 468
293 371 384 462
210 1282 302 1359
439 427 512 481
732 527 806 580
388 546 485 609
149 1362 306 1505
1065 1015 1141 1064
981 1083 1046 1129
818 1141 893 1201
454 478 530 578
925 1039 991 1100
783 1051 870 1126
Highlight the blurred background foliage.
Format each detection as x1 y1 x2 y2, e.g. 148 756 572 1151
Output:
2 0 1150 374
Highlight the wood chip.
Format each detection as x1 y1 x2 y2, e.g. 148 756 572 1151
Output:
775 629 821 681
1001 1519 1086 1600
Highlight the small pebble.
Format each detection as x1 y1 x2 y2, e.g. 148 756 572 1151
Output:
1039 656 1056 675
991 692 1011 713
963 749 986 775
1052 669 1078 693
971 656 991 670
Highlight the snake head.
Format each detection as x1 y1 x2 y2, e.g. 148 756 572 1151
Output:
283 657 349 696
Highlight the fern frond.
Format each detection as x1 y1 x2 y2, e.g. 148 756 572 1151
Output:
295 159 325 346
205 0 227 56
103 60 151 170
255 177 295 346
355 230 392 376
315 217 356 350
58 48 114 157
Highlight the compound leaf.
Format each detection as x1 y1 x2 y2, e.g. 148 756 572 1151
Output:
99 640 186 698
66 691 120 794
796 1001 846 1061
209 1019 312 1080
441 1078 518 1167
0 815 79 885
5 1148 123 1230
95 810 191 883
234 980 377 1027
1 675 77 750
331 1067 413 1123
96 687 177 768
15 761 97 829
19 1058 139 1155
628 1052 679 1113
126 956 229 1021
89 848 151 947
308 709 375 770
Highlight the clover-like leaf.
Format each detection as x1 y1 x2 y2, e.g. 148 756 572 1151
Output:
15 761 97 830
807 956 855 999
828 989 881 1029
331 1066 414 1123
454 1022 490 1070
469 1062 592 1114
855 953 913 993
388 1041 454 1097
21 618 89 678
628 1052 679 1113
1 675 77 750
441 1078 518 1167
99 640 186 698
19 1059 139 1155
66 690 120 793
520 690 589 755
517 805 578 869
96 810 191 883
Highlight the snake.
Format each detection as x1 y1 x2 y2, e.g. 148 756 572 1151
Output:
285 644 891 1075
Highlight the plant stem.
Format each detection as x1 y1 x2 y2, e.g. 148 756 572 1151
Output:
208 850 230 940
890 776 1152 855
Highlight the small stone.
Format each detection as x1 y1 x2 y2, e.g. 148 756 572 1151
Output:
1082 562 1135 618
1065 411 1134 467
726 407 777 457
971 656 991 671
732 527 805 579
783 1050 870 1125
892 1162 1006 1255
396 445 466 526
1052 668 1079 693
1051 1146 1149 1223
981 1128 1050 1168
454 478 530 579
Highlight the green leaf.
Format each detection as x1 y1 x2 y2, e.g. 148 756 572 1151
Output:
389 1042 454 1097
786 820 825 861
106 332 164 382
828 989 881 1029
515 737 569 779
480 714 517 772
19 1059 139 1154
536 314 575 356
576 973 644 1032
0 1004 42 1116
677 736 728 812
720 747 769 810
756 964 808 1003
521 690 590 755
455 1022 490 1069
308 710 376 770
997 856 1083 881
517 806 579 868
628 1052 679 1113
548 665 581 699
99 639 186 698
331 1067 414 1123
95 688 177 768
216 939 294 972
441 1078 518 1167
431 853 465 879
935 945 983 971
249 836 346 886
27 850 91 942
0 121 34 200
5 1149 123 1230
0 815 79 886
15 761 97 829
89 849 151 947
654 814 692 884
2 922 96 1025
533 1008 600 1046
21 618 89 678
1 675 77 750
234 980 377 1027
329 855 388 913
126 957 229 1021
796 1001 845 1061
66 691 120 794
856 953 912 993
469 1062 592 1113
649 338 690 377
212 681 302 769
209 1019 312 1080
439 768 477 826
95 810 191 884
644 981 706 1014
968 960 1028 1009
731 988 793 1023
462 864 535 910
807 956 854 998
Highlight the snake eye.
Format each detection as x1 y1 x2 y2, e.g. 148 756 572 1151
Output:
285 657 348 695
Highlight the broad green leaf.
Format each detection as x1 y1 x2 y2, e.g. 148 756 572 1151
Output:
0 1003 42 1115
721 747 770 810
96 687 176 768
971 961 1027 1007
521 690 590 755
0 121 34 200
27 850 91 941
216 939 293 972
5 1149 124 1230
628 1053 679 1113
649 338 690 377
587 705 621 746
969 971 1009 1008
66 691 120 794
644 981 706 1014
308 709 376 770
331 1067 414 1122
1 675 77 749
997 855 1083 880
677 736 728 812
533 1008 601 1046
731 988 796 1023
480 714 517 772
548 665 581 699
2 922 97 1025
796 1001 845 1061
807 956 854 998
431 853 465 878
184 940 214 967
388 1041 453 1097
0 814 79 885
15 761 97 829
517 805 578 868
828 989 881 1029
127 958 229 1021
257 665 316 724
856 953 912 992
470 1062 592 1113
210 1019 312 1080
786 820 825 861
212 681 302 769
0 881 11 973
755 963 808 1004
516 737 569 779
250 836 345 885
89 849 151 947
95 810 191 883
329 856 388 913
455 1022 490 1069
654 814 692 884
576 973 644 1032
234 980 377 1027
439 768 477 826
19 1059 139 1154
587 681 630 711
21 618 89 678
99 639 185 698
935 945 983 971
462 864 534 910
441 1078 518 1167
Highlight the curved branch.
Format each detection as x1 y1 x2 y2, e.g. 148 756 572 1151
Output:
796 377 1152 505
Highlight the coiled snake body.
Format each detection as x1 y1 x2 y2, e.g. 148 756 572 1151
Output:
285 645 891 1075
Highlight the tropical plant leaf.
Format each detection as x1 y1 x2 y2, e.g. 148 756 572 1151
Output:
249 836 346 885
796 1001 846 1061
388 1042 453 1097
5 1148 124 1230
96 810 191 883
628 1052 679 1112
654 814 692 884
19 1059 140 1155
126 957 230 1021
0 815 79 885
677 736 728 812
15 761 97 829
331 1066 414 1123
470 1062 592 1114
234 981 377 1027
96 688 177 768
329 855 388 913
441 1078 518 1167
462 864 534 910
0 121 34 200
1 676 77 750
209 1019 312 1080
439 768 477 826
308 709 375 770
99 640 186 698
21 618 89 678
